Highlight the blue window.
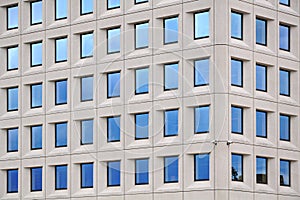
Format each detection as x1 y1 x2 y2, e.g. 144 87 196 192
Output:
135 0 148 4
7 5 18 30
164 17 178 44
135 68 149 94
108 161 121 186
280 114 290 141
30 1 42 25
194 154 210 181
231 11 243 39
135 113 149 140
280 160 290 186
55 165 67 190
164 109 178 137
31 125 42 150
107 72 120 98
194 59 209 86
55 37 67 63
7 169 18 193
81 119 93 145
164 63 178 90
194 11 210 39
81 163 93 188
232 106 243 134
55 80 67 105
107 0 120 9
31 42 42 67
195 106 210 133
256 18 267 45
81 33 93 58
280 69 290 96
256 157 267 184
231 59 243 87
279 0 290 6
81 76 93 101
55 0 67 20
135 159 149 185
256 64 267 91
164 156 178 183
107 27 120 54
7 128 18 152
108 116 120 142
55 122 67 147
232 154 243 181
7 87 18 112
7 46 18 71
256 110 267 138
279 24 290 51
31 83 42 108
135 22 149 49
81 0 93 15
31 167 42 191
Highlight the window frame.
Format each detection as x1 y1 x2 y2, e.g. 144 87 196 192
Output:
55 122 68 148
30 83 43 109
7 87 18 112
30 125 43 150
7 169 18 193
134 112 149 140
80 76 93 102
231 11 243 40
279 24 290 52
193 10 210 40
80 163 94 188
279 114 291 141
231 59 243 87
7 128 18 153
256 110 267 138
256 64 267 92
164 109 179 137
231 106 243 134
280 159 291 187
256 156 268 184
163 156 179 183
80 32 94 59
7 45 19 71
134 21 149 50
107 71 121 98
135 158 149 185
194 154 210 181
107 0 120 10
80 119 93 145
7 4 19 30
30 167 42 192
107 116 121 142
107 26 121 54
55 79 68 106
30 41 43 67
55 37 68 63
135 67 149 95
231 153 243 182
163 16 179 45
279 69 290 96
80 0 93 15
55 0 67 21
256 18 267 46
55 165 68 190
30 0 42 26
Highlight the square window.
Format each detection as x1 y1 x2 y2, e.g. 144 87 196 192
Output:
232 154 243 182
135 22 149 49
164 63 178 90
231 11 243 39
107 116 120 142
55 122 67 147
280 114 290 141
31 42 42 67
135 113 149 140
280 160 290 186
256 157 267 184
231 59 243 87
164 109 178 137
164 156 178 183
194 59 209 86
7 169 18 193
55 165 67 190
7 87 18 112
164 17 178 44
231 106 243 134
81 0 93 15
135 68 149 94
135 159 149 185
81 163 93 188
194 154 210 181
55 37 68 63
55 0 67 20
135 0 148 4
55 80 67 105
194 106 210 133
81 119 93 145
107 72 120 98
256 18 267 45
256 110 267 138
107 0 120 9
80 32 94 58
7 5 18 30
194 11 210 39
108 161 121 186
31 125 42 150
279 24 290 51
7 128 18 152
107 27 121 54
81 76 93 101
256 64 267 91
7 46 18 71
30 1 42 25
31 167 42 192
31 83 42 108
280 69 290 96
279 0 290 6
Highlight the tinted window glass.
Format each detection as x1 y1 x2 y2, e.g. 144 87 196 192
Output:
31 125 42 150
81 0 93 15
135 22 149 49
108 116 120 142
280 114 290 141
55 0 67 20
31 84 42 108
108 0 120 9
256 111 267 138
135 113 149 139
256 157 267 184
7 169 18 193
280 160 290 186
55 165 67 190
7 128 18 152
164 109 178 137
55 37 67 62
231 59 243 87
107 27 120 53
256 18 267 45
7 46 18 70
135 159 149 185
31 42 42 67
108 161 121 186
164 17 178 44
279 0 290 6
280 69 290 96
279 25 290 51
135 68 149 94
256 64 267 91
164 156 178 183
164 63 178 90
81 76 93 101
135 0 148 3
232 154 243 181
7 5 18 29
31 1 42 25
194 154 209 181
231 12 243 39
81 163 93 188
107 72 120 98
81 119 93 145
194 11 209 39
55 122 67 147
195 59 209 86
232 106 243 134
195 106 209 133
7 87 18 111
55 80 67 105
31 167 42 191
81 33 93 58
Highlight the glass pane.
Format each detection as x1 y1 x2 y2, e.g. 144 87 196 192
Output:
31 1 42 25
256 19 267 45
280 115 290 141
195 59 209 86
108 161 121 186
195 154 210 181
135 113 149 139
164 63 178 90
256 111 267 137
135 68 149 94
31 42 42 66
7 128 18 152
280 70 290 96
108 117 120 142
164 156 178 183
55 0 67 20
164 17 178 44
135 23 149 49
31 167 42 191
31 125 42 150
280 160 290 186
231 12 242 39
55 80 67 105
81 76 93 101
7 6 18 29
135 159 149 184
108 28 120 53
195 106 209 133
31 84 42 108
81 33 93 58
279 25 289 51
7 169 18 193
232 154 243 181
55 165 67 189
81 120 93 145
256 157 267 184
135 0 148 3
232 107 242 134
164 110 178 137
81 0 93 14
55 122 67 147
108 0 120 9
256 64 267 91
81 163 93 188
56 38 67 62
7 46 18 70
231 59 243 86
280 0 290 6
195 11 209 39
108 72 120 98
8 87 18 111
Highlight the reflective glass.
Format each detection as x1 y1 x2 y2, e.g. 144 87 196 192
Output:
164 17 178 44
81 0 93 15
232 154 243 181
279 0 290 6
55 80 67 105
164 110 178 137
31 42 42 67
256 18 267 45
81 76 93 101
31 125 42 150
135 113 149 139
7 169 18 193
108 116 120 142
135 0 148 3
81 120 93 145
232 106 243 134
231 59 243 86
55 122 67 147
195 11 209 39
280 160 290 186
108 0 120 9
31 84 42 108
135 159 149 185
81 163 93 188
7 46 18 70
195 106 209 133
164 156 178 183
31 1 42 25
81 33 93 58
55 165 67 190
7 87 18 111
164 63 178 90
135 68 149 94
55 38 67 62
195 59 209 86
279 25 290 51
108 28 120 53
280 70 290 96
231 12 242 39
256 157 267 184
108 161 121 186
7 128 18 152
256 111 267 138
31 167 42 191
195 154 210 181
7 6 18 29
280 115 290 141
135 23 149 49
55 0 67 20
256 64 267 91
107 72 120 98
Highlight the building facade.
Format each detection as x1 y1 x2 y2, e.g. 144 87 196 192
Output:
0 0 299 199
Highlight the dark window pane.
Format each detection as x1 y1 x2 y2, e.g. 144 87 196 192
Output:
7 46 18 70
55 0 67 20
108 161 121 186
31 1 42 25
194 154 210 181
231 59 243 87
232 154 243 181
280 69 290 96
55 80 67 105
31 42 42 67
135 113 149 139
280 160 290 186
108 0 120 9
81 33 93 58
195 106 210 133
194 11 209 39
108 116 120 142
280 115 290 141
81 163 93 188
81 120 93 145
81 76 93 101
279 25 290 51
164 156 178 183
256 111 267 138
31 125 42 150
31 84 42 108
164 63 178 90
31 167 42 191
107 28 120 53
164 17 178 44
7 87 18 111
107 72 120 98
195 59 209 86
135 68 149 94
7 169 18 193
256 18 267 45
7 128 18 152
164 109 178 137
231 12 243 39
7 6 18 29
256 64 267 91
256 157 267 184
81 0 93 15
135 159 149 185
135 22 149 49
232 106 243 134
55 38 67 62
279 0 290 6
55 165 67 190
55 122 67 147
